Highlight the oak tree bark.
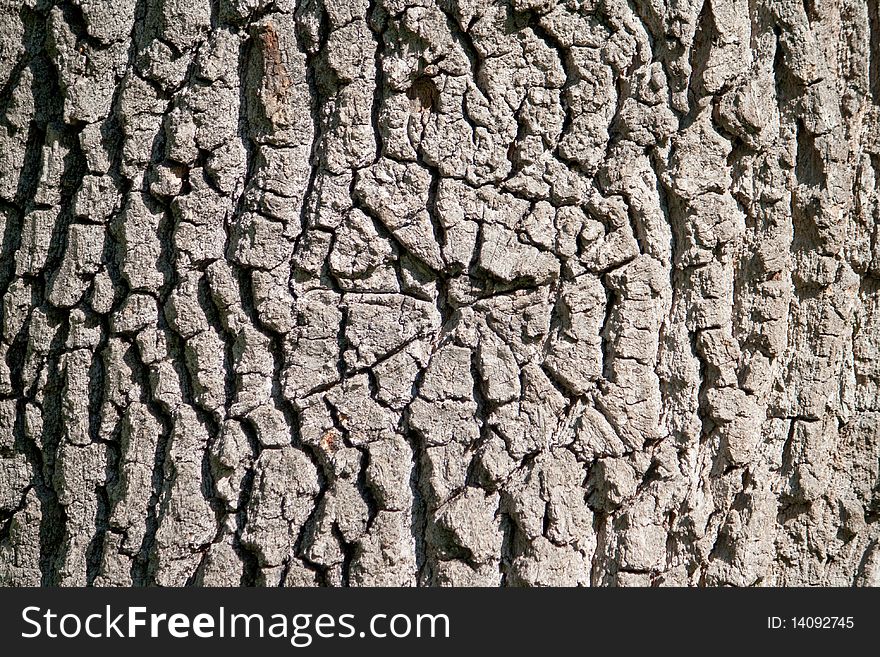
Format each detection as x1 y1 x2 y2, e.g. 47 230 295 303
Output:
1 0 879 586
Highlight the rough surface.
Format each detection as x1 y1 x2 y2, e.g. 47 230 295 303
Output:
0 0 879 587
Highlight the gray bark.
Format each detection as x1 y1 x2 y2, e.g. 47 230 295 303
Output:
0 0 879 586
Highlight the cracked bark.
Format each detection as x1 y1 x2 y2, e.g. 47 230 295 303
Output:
1 0 879 587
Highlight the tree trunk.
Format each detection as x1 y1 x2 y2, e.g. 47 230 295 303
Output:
0 0 878 587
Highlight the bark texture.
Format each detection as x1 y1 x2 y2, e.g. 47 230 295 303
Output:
0 0 879 587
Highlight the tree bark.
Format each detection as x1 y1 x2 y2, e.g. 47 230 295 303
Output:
0 0 878 586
